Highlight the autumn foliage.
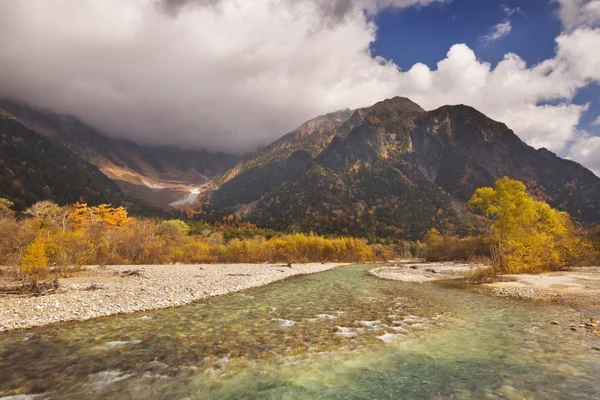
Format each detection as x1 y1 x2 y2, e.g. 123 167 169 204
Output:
468 177 595 274
423 228 490 262
0 200 374 281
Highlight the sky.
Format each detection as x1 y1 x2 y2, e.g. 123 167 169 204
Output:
0 0 599 175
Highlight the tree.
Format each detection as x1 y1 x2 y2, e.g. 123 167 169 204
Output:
24 200 63 229
468 177 589 273
20 237 48 281
68 202 90 227
156 219 190 244
0 197 15 219
91 204 130 227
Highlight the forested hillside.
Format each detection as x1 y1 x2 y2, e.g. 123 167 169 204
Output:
0 108 156 214
199 97 600 239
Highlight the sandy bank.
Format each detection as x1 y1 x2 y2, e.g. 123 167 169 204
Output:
0 263 344 332
486 266 600 306
369 261 481 283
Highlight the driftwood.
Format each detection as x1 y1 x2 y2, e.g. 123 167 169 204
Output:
0 278 59 297
118 269 146 278
83 283 102 291
271 263 293 268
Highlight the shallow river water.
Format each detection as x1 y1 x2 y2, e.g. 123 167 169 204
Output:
0 265 599 399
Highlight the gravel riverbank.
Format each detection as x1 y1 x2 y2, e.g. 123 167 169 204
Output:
486 266 600 306
369 261 481 283
0 263 344 332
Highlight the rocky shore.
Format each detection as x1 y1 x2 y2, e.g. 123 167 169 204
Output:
369 261 481 283
0 263 343 332
486 266 600 307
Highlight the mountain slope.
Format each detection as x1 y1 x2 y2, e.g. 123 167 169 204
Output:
218 109 355 185
0 101 238 209
410 105 600 223
204 97 600 238
0 108 156 214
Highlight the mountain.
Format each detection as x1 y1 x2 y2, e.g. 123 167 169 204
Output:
0 108 157 214
204 97 600 239
0 101 239 209
218 108 355 185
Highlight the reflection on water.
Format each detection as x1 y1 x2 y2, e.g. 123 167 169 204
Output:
0 265 598 399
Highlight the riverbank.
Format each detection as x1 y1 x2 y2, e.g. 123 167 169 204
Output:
370 262 600 305
371 262 600 334
0 263 344 332
369 261 481 283
485 266 600 306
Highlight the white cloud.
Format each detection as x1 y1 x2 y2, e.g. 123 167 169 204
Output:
0 0 598 176
478 6 525 47
594 116 600 125
567 133 600 175
0 0 405 151
502 6 524 17
556 0 600 31
479 20 512 46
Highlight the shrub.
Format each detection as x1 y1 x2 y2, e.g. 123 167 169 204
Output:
424 229 490 262
44 229 94 272
20 237 48 280
0 198 16 219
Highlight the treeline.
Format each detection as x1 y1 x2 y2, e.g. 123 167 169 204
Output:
0 199 376 282
423 178 598 277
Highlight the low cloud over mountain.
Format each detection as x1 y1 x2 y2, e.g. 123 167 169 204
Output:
0 0 598 175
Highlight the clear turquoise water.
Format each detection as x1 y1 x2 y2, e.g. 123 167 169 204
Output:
0 264 599 399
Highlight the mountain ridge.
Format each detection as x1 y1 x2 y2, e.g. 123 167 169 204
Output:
202 97 600 238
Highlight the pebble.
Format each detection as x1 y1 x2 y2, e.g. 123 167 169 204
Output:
0 263 344 332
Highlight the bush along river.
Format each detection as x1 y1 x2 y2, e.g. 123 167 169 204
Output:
0 264 599 399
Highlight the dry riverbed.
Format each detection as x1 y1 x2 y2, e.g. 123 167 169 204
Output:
371 262 600 305
0 263 343 332
486 266 600 306
369 261 482 283
371 262 600 334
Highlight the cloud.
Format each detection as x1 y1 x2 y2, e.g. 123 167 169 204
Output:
0 0 450 152
157 0 448 20
567 133 600 176
555 0 600 31
479 20 512 46
0 0 598 177
594 116 600 125
478 5 525 47
391 44 589 151
502 6 524 17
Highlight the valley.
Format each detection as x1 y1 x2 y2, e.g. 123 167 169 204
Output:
2 1 600 399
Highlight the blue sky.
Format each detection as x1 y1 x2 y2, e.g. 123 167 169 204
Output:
373 0 599 152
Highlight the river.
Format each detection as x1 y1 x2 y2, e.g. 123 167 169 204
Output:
0 265 598 399
169 187 201 207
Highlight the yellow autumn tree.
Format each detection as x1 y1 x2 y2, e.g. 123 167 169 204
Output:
468 177 589 273
21 237 48 280
67 202 91 227
91 204 130 227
